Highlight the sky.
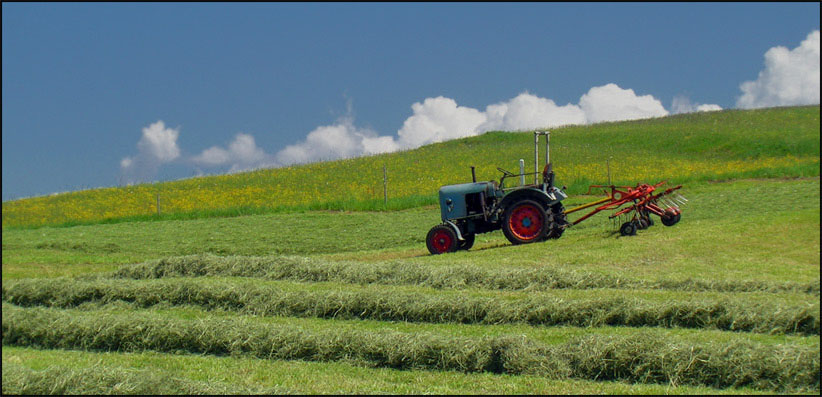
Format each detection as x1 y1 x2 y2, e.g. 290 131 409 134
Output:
2 2 819 200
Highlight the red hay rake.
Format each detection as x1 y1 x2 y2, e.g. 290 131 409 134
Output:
563 181 686 236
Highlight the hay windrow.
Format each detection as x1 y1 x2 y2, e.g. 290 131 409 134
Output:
111 254 821 295
2 304 818 392
3 277 818 335
0 362 291 395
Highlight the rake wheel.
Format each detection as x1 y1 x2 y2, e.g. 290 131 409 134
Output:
661 209 681 227
620 221 637 236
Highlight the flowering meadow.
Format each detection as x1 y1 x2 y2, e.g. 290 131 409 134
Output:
3 106 818 228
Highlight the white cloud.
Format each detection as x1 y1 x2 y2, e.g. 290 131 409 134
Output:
395 96 487 149
192 133 273 172
120 157 132 169
696 104 723 112
391 85 663 153
737 30 820 109
362 135 400 155
579 83 669 123
119 121 180 184
274 116 397 165
123 84 683 179
217 84 670 169
477 93 586 132
139 120 180 162
671 96 723 114
192 146 231 167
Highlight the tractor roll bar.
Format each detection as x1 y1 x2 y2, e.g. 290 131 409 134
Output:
534 131 550 185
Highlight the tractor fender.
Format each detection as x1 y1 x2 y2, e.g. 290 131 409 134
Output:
443 220 465 241
500 187 562 211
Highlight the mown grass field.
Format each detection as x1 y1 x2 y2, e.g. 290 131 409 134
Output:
2 106 820 394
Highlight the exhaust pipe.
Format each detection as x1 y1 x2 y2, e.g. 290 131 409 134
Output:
519 159 525 186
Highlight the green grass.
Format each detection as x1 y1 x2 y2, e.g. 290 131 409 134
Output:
3 106 818 228
2 107 820 394
4 179 818 285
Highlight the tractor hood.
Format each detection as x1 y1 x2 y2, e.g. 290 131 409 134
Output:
438 182 498 221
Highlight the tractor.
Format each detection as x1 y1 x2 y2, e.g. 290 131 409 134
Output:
426 131 568 254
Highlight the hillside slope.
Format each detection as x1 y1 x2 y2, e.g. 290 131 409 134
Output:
3 105 819 228
2 108 819 394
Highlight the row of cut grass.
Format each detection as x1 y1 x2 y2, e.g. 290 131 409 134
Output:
4 277 817 334
3 303 818 392
3 346 774 395
112 253 821 295
80 301 822 348
1 362 288 395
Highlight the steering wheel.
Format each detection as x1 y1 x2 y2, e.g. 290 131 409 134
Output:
496 167 516 177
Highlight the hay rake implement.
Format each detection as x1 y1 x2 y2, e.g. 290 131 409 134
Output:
425 130 687 254
563 181 686 236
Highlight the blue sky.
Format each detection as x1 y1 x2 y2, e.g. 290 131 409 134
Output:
2 2 819 200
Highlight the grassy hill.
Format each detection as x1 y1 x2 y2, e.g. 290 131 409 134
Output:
2 105 820 394
2 105 819 228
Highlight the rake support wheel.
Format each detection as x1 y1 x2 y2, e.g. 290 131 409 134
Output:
639 210 653 229
661 209 681 227
620 221 638 236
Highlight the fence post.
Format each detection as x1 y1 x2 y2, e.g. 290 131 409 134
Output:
156 194 161 216
607 157 612 185
383 165 387 204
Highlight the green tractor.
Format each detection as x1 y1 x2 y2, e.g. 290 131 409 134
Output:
426 131 568 254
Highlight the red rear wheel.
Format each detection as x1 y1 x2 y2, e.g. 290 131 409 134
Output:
426 224 458 254
502 200 547 245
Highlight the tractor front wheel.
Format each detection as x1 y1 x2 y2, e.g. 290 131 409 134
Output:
502 200 547 245
427 224 459 255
